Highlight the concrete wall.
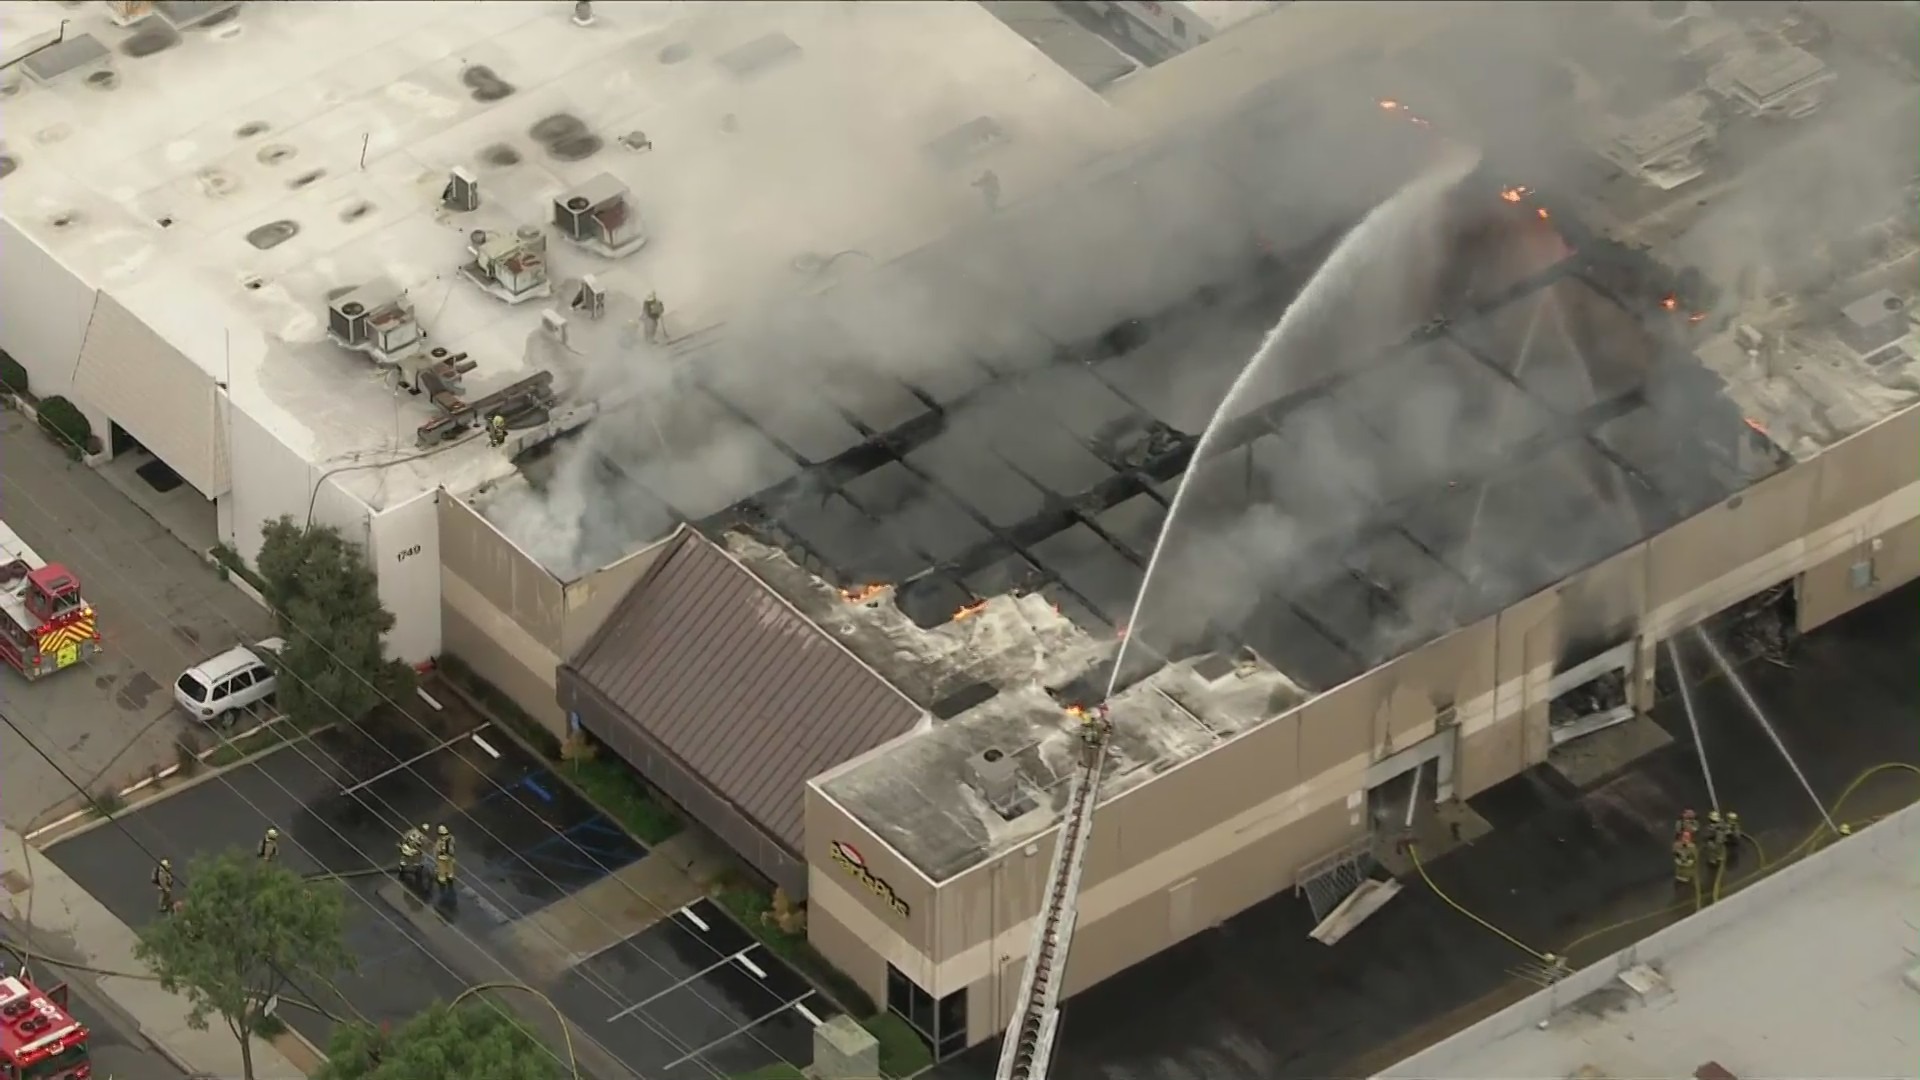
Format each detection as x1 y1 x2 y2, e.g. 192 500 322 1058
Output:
369 489 442 664
225 404 368 563
799 405 1920 1054
0 217 110 442
437 495 669 737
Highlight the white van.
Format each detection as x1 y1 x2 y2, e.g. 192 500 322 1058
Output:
1085 0 1288 60
174 639 284 726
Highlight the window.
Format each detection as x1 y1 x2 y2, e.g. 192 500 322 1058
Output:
886 964 969 1061
210 678 233 702
229 670 255 694
177 674 208 703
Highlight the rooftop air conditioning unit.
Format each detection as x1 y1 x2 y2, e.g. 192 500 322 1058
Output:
551 173 647 259
968 748 1022 818
326 279 425 365
460 227 550 304
441 167 480 212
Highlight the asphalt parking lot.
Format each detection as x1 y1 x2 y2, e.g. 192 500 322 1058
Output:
548 898 840 1079
930 582 1920 1080
43 687 827 1077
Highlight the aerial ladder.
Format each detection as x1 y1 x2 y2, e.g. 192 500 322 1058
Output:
993 706 1112 1080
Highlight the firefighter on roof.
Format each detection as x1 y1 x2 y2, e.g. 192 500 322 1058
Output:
642 292 667 344
152 858 174 913
487 414 508 448
433 825 456 891
258 827 279 863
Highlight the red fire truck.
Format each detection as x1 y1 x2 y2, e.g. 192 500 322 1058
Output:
0 974 90 1080
0 521 100 680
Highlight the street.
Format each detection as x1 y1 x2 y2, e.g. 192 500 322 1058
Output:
0 933 185 1080
930 581 1920 1080
45 685 836 1079
0 410 273 828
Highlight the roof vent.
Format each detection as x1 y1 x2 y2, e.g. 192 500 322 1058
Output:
573 1 596 27
441 167 479 212
551 173 646 259
459 226 551 305
540 309 568 344
969 747 1026 819
20 35 110 85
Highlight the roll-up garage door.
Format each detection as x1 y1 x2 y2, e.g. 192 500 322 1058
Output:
70 292 230 498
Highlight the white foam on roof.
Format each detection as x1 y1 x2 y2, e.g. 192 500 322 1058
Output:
0 0 1131 503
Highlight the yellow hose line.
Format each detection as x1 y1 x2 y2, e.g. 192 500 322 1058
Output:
1416 761 1920 966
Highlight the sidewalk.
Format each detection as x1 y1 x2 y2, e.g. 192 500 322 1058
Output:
1 827 304 1079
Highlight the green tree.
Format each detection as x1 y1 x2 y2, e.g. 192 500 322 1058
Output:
134 850 352 1080
256 516 415 728
316 1001 565 1080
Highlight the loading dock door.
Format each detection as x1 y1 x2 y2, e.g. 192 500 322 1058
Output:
70 292 230 497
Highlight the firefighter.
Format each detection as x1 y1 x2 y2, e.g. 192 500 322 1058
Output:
1724 810 1743 865
1672 830 1698 891
398 825 424 886
1701 812 1726 876
972 169 1001 211
1673 807 1697 841
642 292 667 344
433 825 456 891
152 858 174 913
258 827 280 864
416 823 435 884
486 414 508 448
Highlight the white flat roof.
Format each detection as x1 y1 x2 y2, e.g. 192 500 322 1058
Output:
0 0 1130 507
1379 801 1920 1080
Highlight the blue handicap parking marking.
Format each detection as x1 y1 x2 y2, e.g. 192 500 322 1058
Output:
522 775 556 802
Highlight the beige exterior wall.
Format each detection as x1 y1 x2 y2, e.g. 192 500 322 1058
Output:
798 408 1920 1055
437 497 674 737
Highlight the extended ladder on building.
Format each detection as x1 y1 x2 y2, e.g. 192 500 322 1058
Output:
992 722 1110 1080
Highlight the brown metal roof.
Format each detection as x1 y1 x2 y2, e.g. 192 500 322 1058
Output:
568 529 923 851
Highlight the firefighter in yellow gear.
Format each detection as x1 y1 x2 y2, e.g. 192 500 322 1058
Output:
399 825 425 886
152 858 174 913
487 414 508 448
433 825 456 889
1672 830 1698 889
1702 811 1727 873
258 827 280 863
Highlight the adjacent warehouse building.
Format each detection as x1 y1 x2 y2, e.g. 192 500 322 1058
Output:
0 0 1133 663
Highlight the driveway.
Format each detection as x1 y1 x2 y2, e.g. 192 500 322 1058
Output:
0 410 272 827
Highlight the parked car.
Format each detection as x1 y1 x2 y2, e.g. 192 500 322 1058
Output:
174 638 284 726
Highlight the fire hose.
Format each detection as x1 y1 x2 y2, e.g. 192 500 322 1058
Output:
1410 760 1920 969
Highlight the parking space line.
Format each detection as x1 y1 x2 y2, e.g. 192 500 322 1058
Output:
469 732 501 758
416 687 444 711
605 947 755 1022
737 954 767 979
794 1003 824 1028
339 725 490 796
679 905 711 933
661 995 817 1070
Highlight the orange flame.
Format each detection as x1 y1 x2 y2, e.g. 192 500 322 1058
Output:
1744 416 1769 437
839 583 886 603
1536 207 1551 220
953 600 988 622
1378 99 1401 110
1500 186 1529 203
1065 704 1089 720
1660 294 1679 311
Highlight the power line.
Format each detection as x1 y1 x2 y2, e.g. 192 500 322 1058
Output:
6 424 810 1076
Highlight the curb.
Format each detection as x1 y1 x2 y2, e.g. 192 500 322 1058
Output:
31 721 338 848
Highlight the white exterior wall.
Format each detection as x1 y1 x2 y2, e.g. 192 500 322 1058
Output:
225 405 355 562
0 218 110 444
368 489 443 664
